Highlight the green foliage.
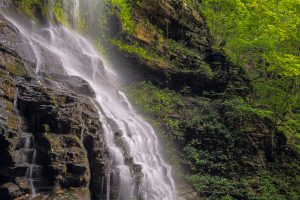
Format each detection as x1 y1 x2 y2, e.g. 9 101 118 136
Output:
105 0 135 33
126 81 187 177
254 76 300 145
188 171 299 200
188 174 234 199
200 0 300 147
53 0 69 26
111 39 167 63
184 145 210 171
201 0 300 76
167 40 214 77
126 81 182 133
224 98 273 119
168 40 203 60
126 79 300 199
13 0 70 26
13 0 42 18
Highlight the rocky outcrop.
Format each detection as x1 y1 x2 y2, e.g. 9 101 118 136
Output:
104 0 299 199
104 1 283 174
0 13 108 199
133 0 211 50
105 0 249 95
1 1 299 199
0 0 10 8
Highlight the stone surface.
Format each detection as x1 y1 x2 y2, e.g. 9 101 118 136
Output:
0 13 108 200
107 0 250 96
104 1 299 199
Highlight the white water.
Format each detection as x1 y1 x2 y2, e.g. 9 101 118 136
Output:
26 147 37 196
2 4 176 200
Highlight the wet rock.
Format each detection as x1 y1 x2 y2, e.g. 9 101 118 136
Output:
0 0 11 8
107 0 250 95
0 182 22 199
0 13 108 199
39 72 95 98
138 0 211 50
15 177 30 192
47 188 91 200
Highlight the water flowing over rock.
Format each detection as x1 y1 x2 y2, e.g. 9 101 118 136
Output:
0 3 176 200
0 12 108 199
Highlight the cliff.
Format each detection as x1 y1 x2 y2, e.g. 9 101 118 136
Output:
104 0 300 199
0 11 108 199
0 0 299 200
104 0 249 96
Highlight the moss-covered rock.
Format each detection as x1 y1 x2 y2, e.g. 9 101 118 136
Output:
0 14 108 199
102 0 250 96
2 1 298 199
126 81 300 200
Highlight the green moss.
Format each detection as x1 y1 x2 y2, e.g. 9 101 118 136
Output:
126 81 188 178
74 135 85 149
4 98 19 130
5 100 14 111
13 0 42 18
168 40 202 60
48 188 90 200
76 15 87 33
6 64 27 77
0 82 14 100
53 1 69 26
42 124 50 133
111 39 167 64
126 81 185 137
7 112 19 130
0 68 9 78
63 165 68 175
95 39 108 56
105 0 135 33
45 132 54 143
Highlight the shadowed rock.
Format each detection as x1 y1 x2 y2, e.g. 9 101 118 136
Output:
0 12 108 199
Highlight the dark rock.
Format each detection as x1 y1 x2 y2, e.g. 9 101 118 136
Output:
15 177 30 192
0 13 108 199
107 0 250 96
138 0 211 50
0 182 22 200
39 72 95 98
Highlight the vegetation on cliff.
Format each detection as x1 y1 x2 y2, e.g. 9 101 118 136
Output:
4 0 300 199
200 0 300 152
103 0 300 199
127 81 299 199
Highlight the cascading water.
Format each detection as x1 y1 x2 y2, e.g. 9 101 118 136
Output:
14 87 38 197
1 1 177 200
25 138 37 196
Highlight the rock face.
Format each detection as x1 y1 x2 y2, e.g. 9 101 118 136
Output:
135 0 211 50
105 0 299 199
0 0 10 8
0 13 108 199
106 0 249 96
1 1 299 200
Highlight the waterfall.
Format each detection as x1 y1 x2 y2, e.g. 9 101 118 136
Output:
14 85 38 197
26 145 37 196
1 2 177 200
